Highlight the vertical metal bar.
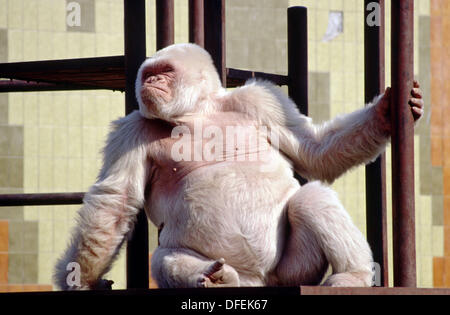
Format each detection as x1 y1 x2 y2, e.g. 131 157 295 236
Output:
124 0 149 289
288 6 308 185
156 0 174 50
204 0 226 86
391 0 416 287
189 0 204 47
288 6 308 116
364 0 389 287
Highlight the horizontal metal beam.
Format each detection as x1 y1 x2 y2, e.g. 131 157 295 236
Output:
0 79 105 92
226 68 288 87
300 286 450 295
0 193 85 207
0 56 124 74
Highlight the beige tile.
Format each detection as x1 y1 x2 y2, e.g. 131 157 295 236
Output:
23 126 39 157
329 0 343 11
23 94 38 125
38 252 53 285
316 9 330 37
38 220 53 252
38 127 53 157
38 158 53 190
51 95 68 127
330 75 345 104
110 1 124 35
53 205 68 221
316 0 330 10
82 127 98 158
51 0 66 32
0 95 8 124
8 157 23 189
8 0 23 29
23 157 39 191
82 158 99 189
316 43 330 71
38 93 54 125
53 127 68 158
23 31 38 61
53 158 68 191
0 0 6 29
8 93 24 125
52 32 68 60
95 0 110 33
23 0 38 30
38 0 53 31
66 32 82 58
81 94 98 126
330 43 345 72
81 33 96 58
344 0 358 12
53 220 69 253
67 158 82 190
23 206 39 222
8 30 24 62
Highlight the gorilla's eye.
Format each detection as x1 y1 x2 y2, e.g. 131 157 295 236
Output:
162 65 174 73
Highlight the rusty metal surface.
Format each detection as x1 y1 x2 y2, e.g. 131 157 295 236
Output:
189 0 204 47
0 79 102 92
390 0 416 287
288 6 308 186
156 0 174 50
288 6 308 117
0 193 84 206
364 0 389 287
0 56 125 91
226 68 288 87
300 286 450 295
0 63 286 93
124 0 149 290
204 0 226 86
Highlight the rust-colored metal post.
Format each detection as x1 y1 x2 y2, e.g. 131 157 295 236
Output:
288 6 308 185
288 6 308 116
364 0 389 287
189 0 204 47
156 0 174 50
204 0 226 86
391 0 416 287
124 0 149 289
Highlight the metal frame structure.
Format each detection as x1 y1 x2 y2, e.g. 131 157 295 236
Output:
0 0 442 294
364 0 389 287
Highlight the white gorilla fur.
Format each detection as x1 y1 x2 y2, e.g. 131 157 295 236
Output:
54 43 413 290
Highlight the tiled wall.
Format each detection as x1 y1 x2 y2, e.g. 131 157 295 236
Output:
0 0 448 291
430 0 450 287
0 0 127 291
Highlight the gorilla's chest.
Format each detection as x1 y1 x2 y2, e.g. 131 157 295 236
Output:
148 114 274 186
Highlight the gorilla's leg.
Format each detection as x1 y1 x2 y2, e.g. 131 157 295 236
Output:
151 247 240 288
273 181 373 287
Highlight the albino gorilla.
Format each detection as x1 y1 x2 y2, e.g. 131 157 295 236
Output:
54 43 423 290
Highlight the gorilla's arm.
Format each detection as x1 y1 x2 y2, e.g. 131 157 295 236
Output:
54 112 149 290
224 80 413 183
